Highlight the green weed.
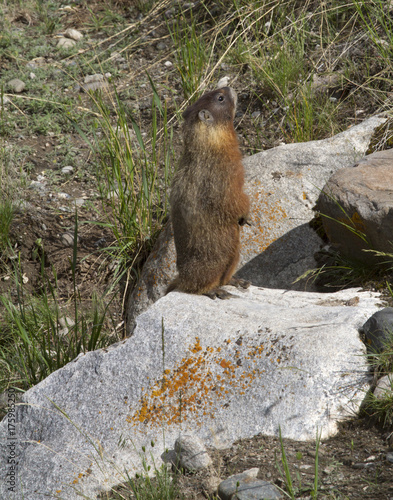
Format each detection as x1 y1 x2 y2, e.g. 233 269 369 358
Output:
276 426 321 499
168 13 214 100
121 442 180 500
0 213 117 392
0 198 13 255
74 80 174 270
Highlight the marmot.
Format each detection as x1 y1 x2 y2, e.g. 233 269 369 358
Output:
167 86 250 299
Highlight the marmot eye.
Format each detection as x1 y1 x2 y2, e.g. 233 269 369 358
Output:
218 95 224 102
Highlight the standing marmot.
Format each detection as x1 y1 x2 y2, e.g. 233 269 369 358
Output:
167 86 250 299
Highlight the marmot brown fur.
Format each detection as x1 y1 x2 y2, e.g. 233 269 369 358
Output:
167 86 250 299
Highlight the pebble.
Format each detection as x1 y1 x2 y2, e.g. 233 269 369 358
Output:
164 61 173 67
74 198 85 207
57 37 76 49
8 78 26 93
251 111 261 119
386 452 393 464
59 316 75 328
165 7 176 17
352 463 374 469
156 42 167 50
202 475 221 496
60 232 79 247
29 72 36 79
82 81 109 92
374 375 393 399
217 76 230 88
218 469 282 500
29 181 46 193
174 434 212 471
84 74 105 83
82 74 108 92
57 192 71 200
61 166 74 175
64 28 83 41
94 237 107 248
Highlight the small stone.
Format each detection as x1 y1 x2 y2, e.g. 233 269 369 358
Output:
218 472 282 500
58 316 75 328
64 28 83 41
217 76 230 88
81 76 108 92
8 78 26 93
26 56 46 68
165 7 176 17
203 475 221 496
57 37 76 49
373 375 393 400
57 192 71 200
83 81 109 92
156 42 167 50
74 198 85 207
251 111 261 119
61 166 74 175
29 72 36 79
174 434 212 471
352 463 373 469
386 452 393 464
164 61 173 67
60 232 79 247
29 181 46 193
84 74 105 84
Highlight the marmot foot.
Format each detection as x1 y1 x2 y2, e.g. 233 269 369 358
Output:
229 277 250 289
203 288 235 300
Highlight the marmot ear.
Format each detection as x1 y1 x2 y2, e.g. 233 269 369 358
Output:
198 109 214 124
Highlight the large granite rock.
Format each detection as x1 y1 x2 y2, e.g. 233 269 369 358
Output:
125 116 386 334
0 286 380 499
316 148 393 264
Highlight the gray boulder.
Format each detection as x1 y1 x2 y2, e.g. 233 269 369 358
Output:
316 148 393 264
125 116 386 334
362 307 393 353
0 286 380 499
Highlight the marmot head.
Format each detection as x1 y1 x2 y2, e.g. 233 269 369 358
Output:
183 87 237 128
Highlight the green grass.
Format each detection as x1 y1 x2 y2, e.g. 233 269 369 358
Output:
0 214 117 392
168 13 214 100
120 442 181 500
0 145 29 257
276 426 322 499
73 78 175 273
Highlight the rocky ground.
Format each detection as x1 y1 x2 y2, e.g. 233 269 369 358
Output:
1 1 393 498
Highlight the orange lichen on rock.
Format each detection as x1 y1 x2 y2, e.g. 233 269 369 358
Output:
126 336 287 429
242 185 288 258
